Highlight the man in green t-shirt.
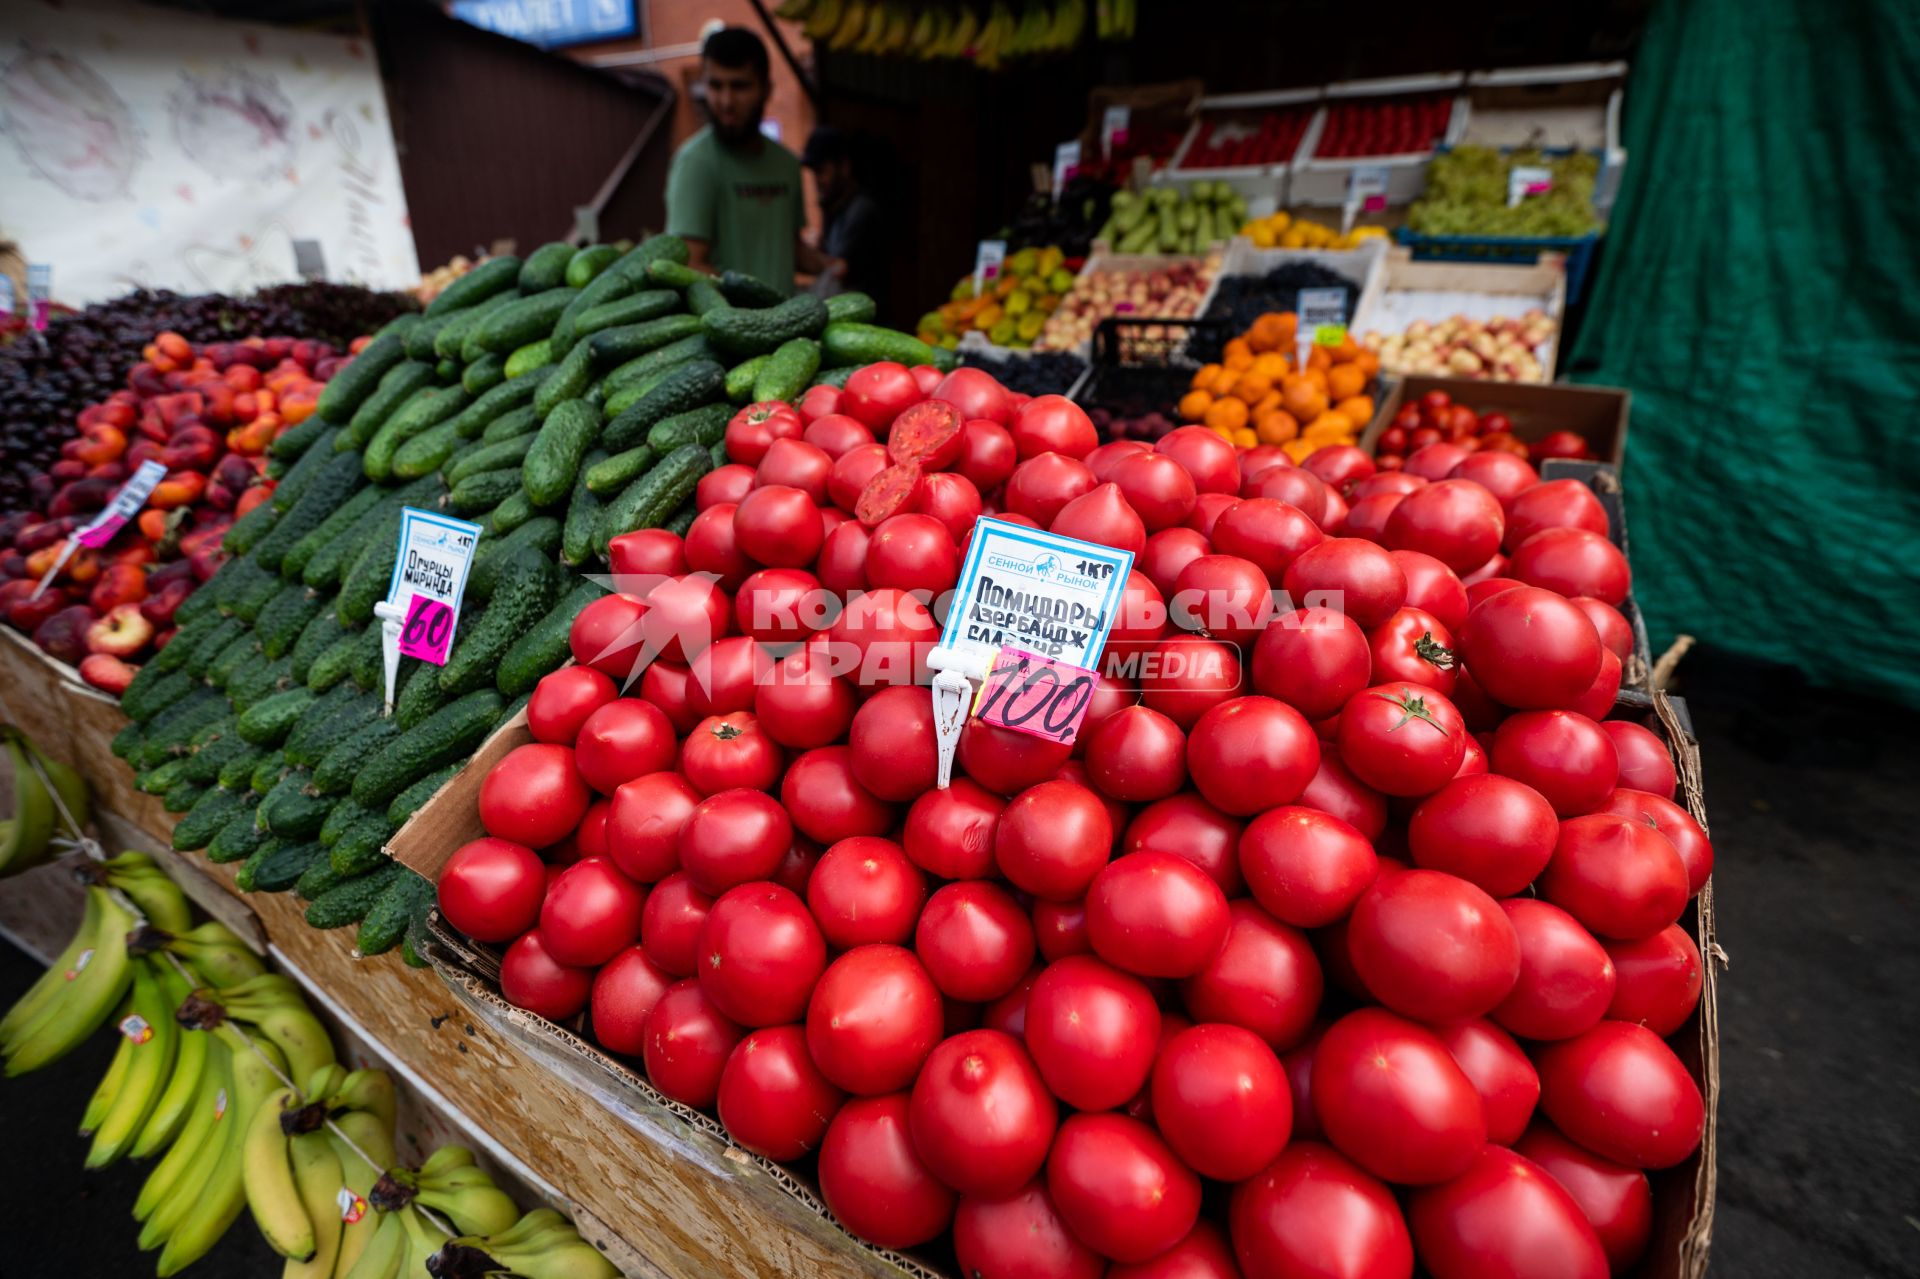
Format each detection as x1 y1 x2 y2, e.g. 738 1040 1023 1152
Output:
665 28 840 295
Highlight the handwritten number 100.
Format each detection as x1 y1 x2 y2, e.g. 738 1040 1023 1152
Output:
977 656 1093 740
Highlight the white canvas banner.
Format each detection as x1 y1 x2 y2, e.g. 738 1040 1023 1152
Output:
0 0 419 304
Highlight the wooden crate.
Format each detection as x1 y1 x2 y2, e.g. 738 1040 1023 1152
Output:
1361 373 1629 468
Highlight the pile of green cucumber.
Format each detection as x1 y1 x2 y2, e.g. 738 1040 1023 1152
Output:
112 235 951 961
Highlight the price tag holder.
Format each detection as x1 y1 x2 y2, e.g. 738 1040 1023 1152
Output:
973 239 1007 298
31 460 168 598
1343 166 1390 234
974 647 1100 744
1052 140 1082 200
1507 165 1553 208
28 265 51 332
375 507 481 711
927 517 1134 785
1295 287 1350 372
1102 105 1132 160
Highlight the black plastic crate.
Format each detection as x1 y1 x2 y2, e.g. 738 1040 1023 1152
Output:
1070 316 1234 441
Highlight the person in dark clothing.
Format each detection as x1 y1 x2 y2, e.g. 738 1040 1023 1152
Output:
801 126 886 299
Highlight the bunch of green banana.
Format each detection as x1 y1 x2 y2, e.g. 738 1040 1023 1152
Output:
798 1 1092 63
427 1207 621 1279
198 973 338 1087
377 1146 520 1239
0 725 90 878
1095 0 1137 39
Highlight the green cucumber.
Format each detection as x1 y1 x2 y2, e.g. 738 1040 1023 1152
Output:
449 367 552 440
304 475 445 592
586 314 703 368
163 779 210 814
321 797 374 848
255 584 325 660
601 360 726 452
366 384 472 482
181 728 259 786
480 404 542 445
261 769 330 839
270 427 345 511
645 259 704 291
344 361 439 450
391 420 464 479
519 242 577 292
307 863 402 930
469 517 562 599
811 364 856 389
387 764 462 827
215 744 269 792
497 580 608 696
425 256 522 316
171 584 220 629
686 280 728 318
242 839 325 895
392 659 453 730
294 854 353 903
472 287 578 355
331 816 399 878
237 687 317 746
550 268 637 358
231 568 285 625
306 629 363 692
290 610 348 684
447 435 535 486
315 716 404 794
268 414 331 462
599 443 711 553
584 445 653 498
282 482 385 579
702 295 829 358
205 801 267 863
183 616 247 678
574 290 680 341
451 469 524 515
434 292 518 361
725 355 770 404
439 549 558 695
250 749 289 796
606 333 714 394
208 633 262 690
613 232 689 276
667 502 699 536
136 759 188 796
565 245 621 288
820 321 940 368
357 871 433 956
563 452 610 565
121 660 192 722
405 312 455 362
484 489 535 535
286 687 381 767
754 337 821 402
221 495 282 555
523 399 602 507
825 292 877 325
532 341 596 418
461 352 507 396
718 270 785 307
314 326 415 423
504 339 554 378
350 690 505 809
230 657 296 712
645 403 731 454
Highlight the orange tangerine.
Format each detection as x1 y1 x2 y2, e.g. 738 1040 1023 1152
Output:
1205 398 1250 433
1193 363 1223 389
1327 363 1366 402
1231 371 1273 403
1335 394 1375 426
1178 389 1214 421
1255 408 1300 445
1232 427 1259 449
1280 376 1328 424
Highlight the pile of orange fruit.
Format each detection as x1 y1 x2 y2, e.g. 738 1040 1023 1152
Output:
1179 311 1379 459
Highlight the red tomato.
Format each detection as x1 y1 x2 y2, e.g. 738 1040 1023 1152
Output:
845 685 936 802
1510 527 1631 606
806 836 926 949
932 366 1014 425
1408 1145 1609 1279
1171 552 1272 646
1303 443 1377 491
1348 869 1519 1021
1335 682 1467 798
826 585 939 688
1241 464 1329 524
696 883 827 1027
1491 710 1619 816
1407 774 1559 897
568 594 647 680
909 1029 1057 1197
815 522 870 595
732 568 825 645
725 402 803 465
1004 453 1097 525
1052 482 1148 557
1368 606 1458 696
1355 471 1428 500
644 978 744 1108
733 485 825 569
902 777 1003 879
1504 478 1609 551
782 745 894 845
961 719 1074 797
606 772 699 883
1493 898 1617 1041
819 1092 956 1249
1185 695 1319 816
911 470 983 543
1218 497 1330 588
888 398 966 470
640 871 711 976
1462 574 1522 611
696 464 756 513
640 573 732 663
857 461 926 526
717 1024 844 1162
564 801 609 863
1380 479 1505 575
842 362 924 432
1229 1141 1413 1279
1029 900 1088 964
1135 634 1241 730
1282 538 1408 629
1156 425 1240 495
1512 1123 1653 1274
588 945 672 1056
1538 813 1688 941
1102 569 1171 662
1239 805 1377 929
754 644 858 748
1025 955 1160 1110
1600 724 1675 800
607 527 689 580
1343 491 1404 543
994 778 1113 900
679 713 781 797
1122 793 1243 896
1248 606 1368 721
803 412 875 459
915 880 1036 1002
1148 1023 1290 1181
574 699 676 795
677 788 794 895
684 504 753 590
1390 549 1469 632
1011 395 1098 460
637 660 699 736
1448 451 1539 510
1535 1021 1704 1169
1083 851 1229 979
1404 441 1472 482
866 512 958 594
953 1181 1106 1279
1436 1018 1539 1144
1184 492 1242 538
956 418 1018 492
1180 900 1322 1051
1082 704 1188 802
806 945 944 1094
1603 924 1703 1036
828 441 890 512
1298 749 1389 841
438 837 545 942
1106 450 1198 532
500 930 594 1020
1600 789 1713 894
1571 596 1633 660
1048 1113 1202 1264
799 383 844 423
540 857 646 967
527 666 617 746
480 743 592 848
1313 1007 1487 1184
909 363 944 394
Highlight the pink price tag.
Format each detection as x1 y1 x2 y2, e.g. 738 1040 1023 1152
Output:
76 515 128 549
396 594 457 665
973 646 1101 745
1363 193 1388 212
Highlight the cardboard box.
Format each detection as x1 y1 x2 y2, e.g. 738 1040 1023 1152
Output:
1351 247 1569 381
392 697 1720 1279
1362 373 1629 468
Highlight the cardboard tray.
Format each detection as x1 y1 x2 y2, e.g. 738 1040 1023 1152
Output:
1361 373 1628 468
1351 246 1568 381
391 695 1720 1279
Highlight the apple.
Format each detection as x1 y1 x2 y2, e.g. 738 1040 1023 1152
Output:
89 563 149 613
34 605 96 664
79 653 139 695
87 603 155 657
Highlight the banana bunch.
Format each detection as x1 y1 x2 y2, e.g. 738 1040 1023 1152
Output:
1095 0 1137 40
424 1207 622 1279
1 725 90 879
244 1061 400 1277
797 1 1093 63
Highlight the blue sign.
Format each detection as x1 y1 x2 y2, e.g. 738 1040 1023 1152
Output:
937 517 1134 671
449 0 638 49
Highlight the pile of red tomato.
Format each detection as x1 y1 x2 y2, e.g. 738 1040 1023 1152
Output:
1373 388 1598 468
435 359 1709 1279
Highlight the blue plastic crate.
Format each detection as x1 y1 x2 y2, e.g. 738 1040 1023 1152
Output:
1392 228 1601 306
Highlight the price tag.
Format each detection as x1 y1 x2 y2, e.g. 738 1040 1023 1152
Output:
377 507 481 709
0 275 14 317
1052 140 1082 200
974 647 1100 744
973 239 1007 298
928 518 1134 786
1314 323 1348 346
337 1187 368 1224
1102 105 1132 160
32 460 168 598
118 1013 154 1045
28 265 50 332
1343 166 1390 234
1295 287 1349 371
1507 165 1553 208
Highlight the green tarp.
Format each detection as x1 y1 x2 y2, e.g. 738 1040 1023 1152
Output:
1566 0 1920 704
